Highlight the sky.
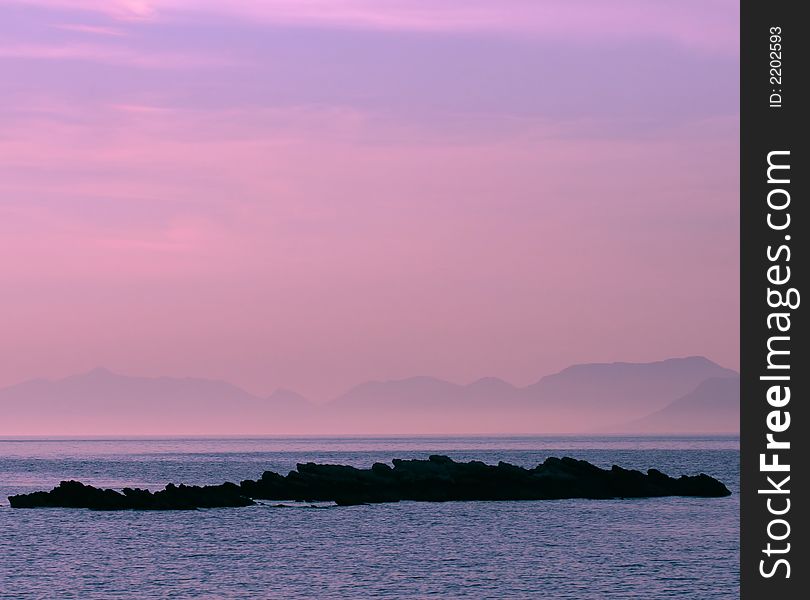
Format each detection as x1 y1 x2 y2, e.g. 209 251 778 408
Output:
0 0 739 401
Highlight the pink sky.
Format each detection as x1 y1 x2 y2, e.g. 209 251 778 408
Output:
0 0 739 400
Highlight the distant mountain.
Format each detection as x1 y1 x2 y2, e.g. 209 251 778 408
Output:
323 375 523 434
267 388 312 412
0 368 313 435
610 376 739 434
322 356 737 434
522 356 738 431
0 357 739 435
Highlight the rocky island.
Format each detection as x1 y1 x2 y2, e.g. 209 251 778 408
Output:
8 455 731 510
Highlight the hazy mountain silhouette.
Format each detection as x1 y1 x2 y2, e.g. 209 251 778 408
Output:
322 356 737 434
330 376 522 413
0 357 738 435
322 375 523 434
609 376 739 434
0 368 313 435
521 356 737 431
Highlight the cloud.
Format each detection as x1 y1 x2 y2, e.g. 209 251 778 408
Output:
8 0 156 21
10 0 738 54
0 42 236 68
53 23 127 36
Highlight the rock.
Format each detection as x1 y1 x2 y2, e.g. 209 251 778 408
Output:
8 456 731 510
9 480 254 510
240 455 730 503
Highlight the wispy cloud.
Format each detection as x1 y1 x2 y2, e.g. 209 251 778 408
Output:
8 0 155 21
53 23 127 36
0 42 236 68
11 0 738 54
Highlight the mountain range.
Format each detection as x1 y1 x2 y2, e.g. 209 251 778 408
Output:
0 357 738 435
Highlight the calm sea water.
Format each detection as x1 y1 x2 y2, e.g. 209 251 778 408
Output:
0 436 739 599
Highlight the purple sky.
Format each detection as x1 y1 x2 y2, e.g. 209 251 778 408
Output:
0 1 739 400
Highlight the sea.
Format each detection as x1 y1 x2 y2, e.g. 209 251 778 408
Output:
0 436 739 599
